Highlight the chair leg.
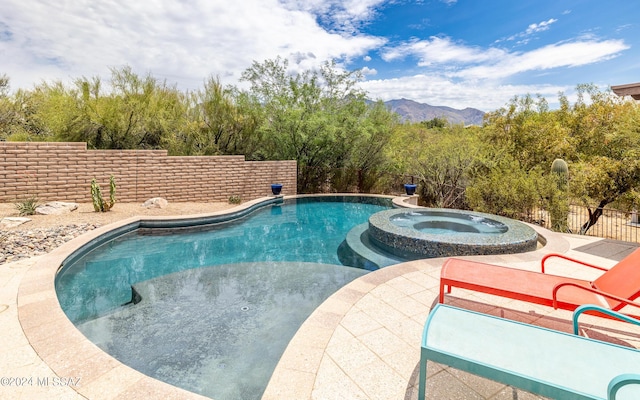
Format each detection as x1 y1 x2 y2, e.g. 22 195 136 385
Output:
439 282 448 303
418 350 427 399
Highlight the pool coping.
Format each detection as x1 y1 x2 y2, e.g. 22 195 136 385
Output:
16 195 577 399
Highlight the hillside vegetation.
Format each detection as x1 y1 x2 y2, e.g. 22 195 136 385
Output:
1 62 639 233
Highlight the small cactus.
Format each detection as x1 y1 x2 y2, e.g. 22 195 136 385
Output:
91 175 117 212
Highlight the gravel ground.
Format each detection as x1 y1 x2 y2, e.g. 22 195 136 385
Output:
0 201 234 265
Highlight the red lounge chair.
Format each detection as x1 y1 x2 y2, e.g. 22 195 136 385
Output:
439 248 640 315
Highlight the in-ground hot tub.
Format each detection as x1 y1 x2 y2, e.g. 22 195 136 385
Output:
367 208 538 259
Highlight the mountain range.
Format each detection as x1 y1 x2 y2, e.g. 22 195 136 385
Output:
384 98 485 126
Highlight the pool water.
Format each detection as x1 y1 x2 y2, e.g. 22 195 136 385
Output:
77 262 366 399
55 196 392 399
391 211 508 234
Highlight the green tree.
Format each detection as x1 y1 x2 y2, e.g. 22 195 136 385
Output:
241 57 396 192
0 76 55 141
345 100 399 192
572 156 640 233
421 116 447 129
48 67 187 150
482 94 572 172
478 85 640 233
179 77 263 157
396 125 484 208
12 90 55 141
564 85 640 232
0 74 12 139
466 156 542 220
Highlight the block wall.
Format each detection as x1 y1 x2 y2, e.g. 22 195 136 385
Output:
0 142 297 203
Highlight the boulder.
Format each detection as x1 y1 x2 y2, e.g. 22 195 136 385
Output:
0 217 31 229
142 197 168 209
35 201 78 215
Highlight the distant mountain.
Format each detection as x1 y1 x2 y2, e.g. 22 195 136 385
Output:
384 98 485 126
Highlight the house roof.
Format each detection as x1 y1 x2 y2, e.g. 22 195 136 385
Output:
611 82 640 100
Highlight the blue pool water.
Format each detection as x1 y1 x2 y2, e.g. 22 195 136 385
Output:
55 196 392 399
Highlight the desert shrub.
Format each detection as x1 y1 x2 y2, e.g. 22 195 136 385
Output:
411 131 483 209
466 159 540 220
15 196 39 216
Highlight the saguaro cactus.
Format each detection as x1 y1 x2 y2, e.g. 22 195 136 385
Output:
551 158 569 188
549 159 569 231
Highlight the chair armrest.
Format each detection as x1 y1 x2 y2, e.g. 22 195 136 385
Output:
572 304 640 335
541 253 608 273
608 374 640 400
553 283 640 311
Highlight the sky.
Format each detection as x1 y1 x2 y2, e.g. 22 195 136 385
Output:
1 0 638 111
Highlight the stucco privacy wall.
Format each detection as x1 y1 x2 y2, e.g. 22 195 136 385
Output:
0 142 297 203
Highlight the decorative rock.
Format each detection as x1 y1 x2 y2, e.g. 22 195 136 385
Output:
0 223 101 265
0 217 32 229
142 197 168 209
35 201 79 215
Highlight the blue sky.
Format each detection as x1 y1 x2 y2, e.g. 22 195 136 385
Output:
1 0 638 111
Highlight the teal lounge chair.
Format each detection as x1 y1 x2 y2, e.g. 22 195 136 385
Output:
419 304 640 399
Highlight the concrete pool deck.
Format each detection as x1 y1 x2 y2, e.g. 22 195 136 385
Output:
2 211 640 399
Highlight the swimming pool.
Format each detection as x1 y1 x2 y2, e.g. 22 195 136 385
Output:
55 195 393 399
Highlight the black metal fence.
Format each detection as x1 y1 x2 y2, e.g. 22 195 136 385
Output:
533 205 640 243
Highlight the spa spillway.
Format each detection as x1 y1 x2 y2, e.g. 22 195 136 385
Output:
367 208 538 259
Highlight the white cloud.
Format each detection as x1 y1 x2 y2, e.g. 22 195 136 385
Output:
279 0 387 33
0 0 385 90
380 34 628 83
382 36 507 65
360 74 568 111
360 66 377 75
367 34 629 110
525 18 558 35
453 39 629 80
0 1 632 113
496 18 558 45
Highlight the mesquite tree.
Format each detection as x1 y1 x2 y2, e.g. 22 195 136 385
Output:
481 86 640 233
241 57 397 192
567 85 640 233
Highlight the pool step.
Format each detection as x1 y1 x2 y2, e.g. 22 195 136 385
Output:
338 223 406 270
